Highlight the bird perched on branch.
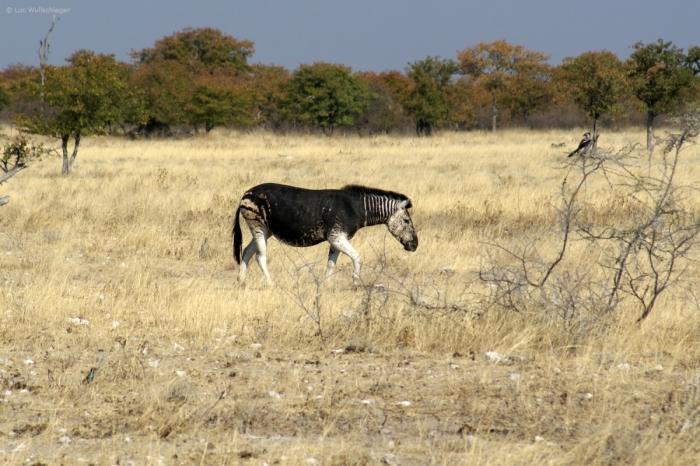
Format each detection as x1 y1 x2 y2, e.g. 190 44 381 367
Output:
568 132 593 157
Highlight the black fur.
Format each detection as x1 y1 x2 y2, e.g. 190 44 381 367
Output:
232 183 411 248
233 205 242 264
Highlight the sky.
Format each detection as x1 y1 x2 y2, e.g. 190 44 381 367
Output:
1 0 698 72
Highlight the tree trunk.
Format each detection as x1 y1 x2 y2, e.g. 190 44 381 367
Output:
61 132 81 175
592 118 598 149
592 118 597 140
491 95 498 132
646 111 655 153
61 134 70 175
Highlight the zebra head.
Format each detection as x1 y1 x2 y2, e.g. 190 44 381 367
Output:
386 200 418 251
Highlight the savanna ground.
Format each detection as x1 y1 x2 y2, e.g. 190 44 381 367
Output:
0 129 699 465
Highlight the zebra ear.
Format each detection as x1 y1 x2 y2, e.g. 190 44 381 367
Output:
398 199 409 210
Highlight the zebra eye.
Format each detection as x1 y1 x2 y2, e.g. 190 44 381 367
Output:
403 218 410 225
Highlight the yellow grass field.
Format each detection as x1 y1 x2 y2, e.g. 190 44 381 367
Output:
1 129 699 465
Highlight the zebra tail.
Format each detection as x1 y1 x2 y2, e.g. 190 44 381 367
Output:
233 205 243 264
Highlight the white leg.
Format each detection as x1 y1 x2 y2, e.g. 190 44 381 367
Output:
328 234 361 282
238 240 257 282
253 230 272 285
325 247 340 278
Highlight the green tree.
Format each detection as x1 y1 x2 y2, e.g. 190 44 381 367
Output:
20 50 137 174
132 27 254 75
131 28 255 134
686 46 700 76
504 61 552 128
0 87 8 113
627 39 695 151
283 63 370 135
405 57 458 136
558 51 627 137
246 64 291 128
458 40 549 131
188 73 252 132
131 60 192 134
357 71 413 133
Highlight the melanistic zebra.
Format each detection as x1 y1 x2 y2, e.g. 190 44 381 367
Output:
232 183 418 284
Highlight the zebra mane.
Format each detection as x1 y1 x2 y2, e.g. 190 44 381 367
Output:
342 184 412 208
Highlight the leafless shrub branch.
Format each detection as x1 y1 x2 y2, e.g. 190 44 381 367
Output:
480 113 700 328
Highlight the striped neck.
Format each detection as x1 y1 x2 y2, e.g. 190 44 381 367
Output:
363 194 398 226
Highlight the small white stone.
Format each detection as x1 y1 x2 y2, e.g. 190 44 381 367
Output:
67 317 89 326
617 363 631 371
305 458 320 466
485 351 502 363
509 372 521 381
360 399 373 405
173 343 185 353
111 320 121 329
58 436 72 445
147 359 160 368
449 363 459 369
534 435 545 442
250 343 262 349
396 400 412 407
268 390 281 399
583 392 593 399
3 390 12 396
331 348 345 354
175 370 186 377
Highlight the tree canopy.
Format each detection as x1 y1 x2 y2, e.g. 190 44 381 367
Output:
20 50 138 173
405 57 459 135
558 51 627 135
131 27 254 75
458 40 549 131
282 63 370 134
627 39 696 150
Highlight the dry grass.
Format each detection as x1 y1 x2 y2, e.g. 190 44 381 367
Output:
0 128 699 464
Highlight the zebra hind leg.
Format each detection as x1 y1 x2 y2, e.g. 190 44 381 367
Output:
253 229 273 285
238 240 257 283
325 247 340 278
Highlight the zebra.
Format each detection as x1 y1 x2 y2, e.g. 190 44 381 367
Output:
232 183 418 284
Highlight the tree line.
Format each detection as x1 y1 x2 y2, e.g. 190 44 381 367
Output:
0 27 699 172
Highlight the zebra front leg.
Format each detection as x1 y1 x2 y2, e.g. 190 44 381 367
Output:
325 247 340 278
328 234 361 283
238 240 258 283
253 231 273 285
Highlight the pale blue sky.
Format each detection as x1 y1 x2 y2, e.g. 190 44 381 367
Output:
1 0 698 71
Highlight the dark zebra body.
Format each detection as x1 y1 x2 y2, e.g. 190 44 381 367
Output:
232 183 418 284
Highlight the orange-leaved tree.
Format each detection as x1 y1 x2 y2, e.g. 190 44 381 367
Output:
458 40 549 131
